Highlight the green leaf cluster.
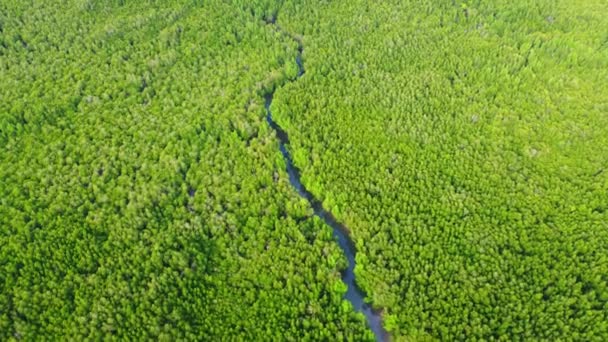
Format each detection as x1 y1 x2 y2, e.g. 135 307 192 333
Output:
0 0 372 340
273 0 608 339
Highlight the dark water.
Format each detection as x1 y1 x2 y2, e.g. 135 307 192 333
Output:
263 40 388 341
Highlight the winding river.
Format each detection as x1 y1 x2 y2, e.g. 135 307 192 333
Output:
264 24 388 342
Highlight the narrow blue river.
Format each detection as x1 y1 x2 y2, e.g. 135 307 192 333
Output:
263 39 387 340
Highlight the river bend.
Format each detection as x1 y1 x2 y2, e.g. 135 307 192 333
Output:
264 22 388 342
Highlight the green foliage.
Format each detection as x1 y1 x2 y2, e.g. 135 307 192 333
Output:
272 0 608 339
2 0 607 340
0 0 370 340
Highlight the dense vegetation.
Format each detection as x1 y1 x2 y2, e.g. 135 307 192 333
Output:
0 1 372 340
273 0 608 340
2 0 607 340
